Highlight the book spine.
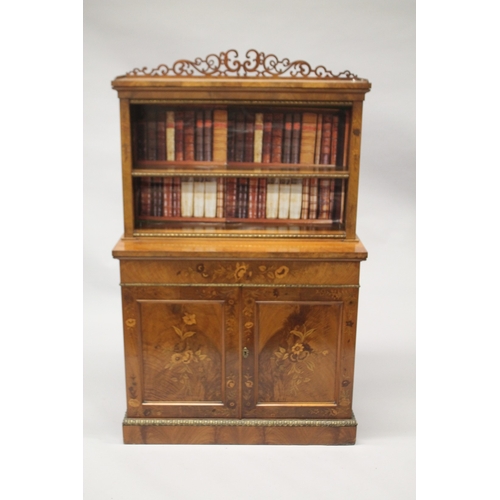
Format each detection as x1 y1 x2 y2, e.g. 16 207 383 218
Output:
291 113 301 164
254 113 263 163
257 177 267 219
195 111 204 161
234 112 245 162
155 178 164 216
227 111 235 162
204 109 213 161
314 114 323 164
146 107 157 161
140 177 151 216
193 177 205 217
282 113 292 163
248 178 259 219
212 110 227 162
216 177 225 218
163 177 173 217
289 178 303 220
330 114 339 167
183 111 195 161
299 113 317 164
266 178 279 219
342 109 350 167
300 178 310 219
321 114 333 164
271 113 284 163
236 178 249 218
318 179 331 219
225 177 237 218
328 179 335 219
332 179 342 222
156 108 166 161
278 178 291 219
244 112 255 163
172 177 181 217
174 111 184 161
339 179 346 223
166 111 175 161
137 107 147 161
262 113 273 163
308 178 319 219
204 177 217 218
181 177 194 217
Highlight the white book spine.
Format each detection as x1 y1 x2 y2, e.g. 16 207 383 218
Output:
278 179 291 219
181 177 194 217
289 179 303 219
204 178 217 218
193 178 205 217
266 179 279 219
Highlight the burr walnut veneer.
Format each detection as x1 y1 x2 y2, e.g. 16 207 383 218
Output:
111 50 371 444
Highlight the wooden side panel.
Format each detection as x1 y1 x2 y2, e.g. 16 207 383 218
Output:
241 286 359 419
121 286 240 418
119 99 135 236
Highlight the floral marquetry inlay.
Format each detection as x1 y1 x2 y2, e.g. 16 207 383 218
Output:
121 49 365 80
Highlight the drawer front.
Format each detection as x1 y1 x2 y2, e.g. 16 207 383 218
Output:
120 259 360 286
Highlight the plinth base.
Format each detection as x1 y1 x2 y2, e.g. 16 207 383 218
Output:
122 415 357 445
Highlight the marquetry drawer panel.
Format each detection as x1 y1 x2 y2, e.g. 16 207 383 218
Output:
120 259 360 286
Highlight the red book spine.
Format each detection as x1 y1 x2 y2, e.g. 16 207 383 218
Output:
227 112 235 162
171 177 181 217
300 178 310 219
183 111 195 161
244 112 255 162
248 178 259 218
318 179 331 219
257 178 267 219
163 177 173 217
320 114 332 164
291 113 301 164
156 108 166 161
262 113 273 163
140 177 152 216
234 112 245 162
342 109 350 167
204 109 213 161
282 113 292 163
195 111 204 161
328 179 335 218
330 115 339 167
225 177 237 218
174 111 184 161
146 108 157 161
308 178 319 219
271 113 284 163
332 179 342 222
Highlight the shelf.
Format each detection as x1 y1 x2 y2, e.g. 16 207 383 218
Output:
131 170 349 178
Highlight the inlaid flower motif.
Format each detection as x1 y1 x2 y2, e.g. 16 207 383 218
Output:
182 350 193 363
226 379 235 388
234 263 249 280
183 313 196 325
275 266 289 279
245 380 253 388
291 343 304 355
171 353 183 364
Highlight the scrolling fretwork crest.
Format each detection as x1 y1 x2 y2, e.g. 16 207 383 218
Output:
123 49 363 80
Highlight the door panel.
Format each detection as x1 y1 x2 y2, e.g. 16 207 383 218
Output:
122 286 239 418
241 287 358 419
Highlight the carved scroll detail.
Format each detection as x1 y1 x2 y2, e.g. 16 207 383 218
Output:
123 49 364 80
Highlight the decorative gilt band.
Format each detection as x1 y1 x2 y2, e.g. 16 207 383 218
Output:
131 171 350 179
130 100 354 106
123 417 357 428
132 232 346 239
120 283 360 288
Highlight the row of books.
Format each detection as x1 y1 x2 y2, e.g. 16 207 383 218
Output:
136 177 345 222
131 106 349 166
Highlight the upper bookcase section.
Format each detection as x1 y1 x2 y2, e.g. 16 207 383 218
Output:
111 49 371 103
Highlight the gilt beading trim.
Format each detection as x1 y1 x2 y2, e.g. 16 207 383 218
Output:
123 416 357 427
121 50 365 80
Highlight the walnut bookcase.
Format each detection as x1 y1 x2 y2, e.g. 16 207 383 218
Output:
112 50 371 445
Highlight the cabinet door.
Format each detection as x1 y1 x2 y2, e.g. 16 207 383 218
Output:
241 286 358 419
122 286 239 418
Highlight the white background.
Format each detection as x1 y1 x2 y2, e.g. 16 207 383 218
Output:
83 1 415 499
